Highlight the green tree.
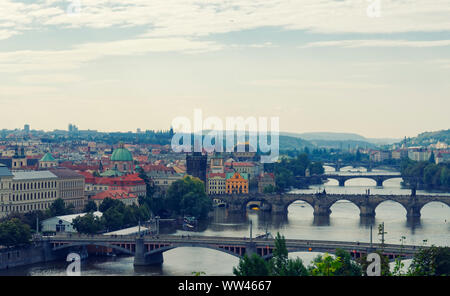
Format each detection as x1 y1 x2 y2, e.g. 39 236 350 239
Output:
48 198 73 217
84 201 98 212
308 253 342 276
165 176 212 219
233 254 270 276
102 207 124 231
0 218 31 247
72 213 104 234
408 246 450 276
99 197 123 213
334 248 362 276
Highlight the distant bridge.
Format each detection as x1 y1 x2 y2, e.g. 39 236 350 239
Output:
323 162 400 172
322 173 402 187
213 193 450 219
47 234 425 266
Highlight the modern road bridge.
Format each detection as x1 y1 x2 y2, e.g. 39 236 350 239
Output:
47 234 425 266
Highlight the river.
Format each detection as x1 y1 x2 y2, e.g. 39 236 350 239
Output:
1 167 449 276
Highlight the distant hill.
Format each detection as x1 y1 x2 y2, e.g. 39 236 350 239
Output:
281 132 399 146
401 129 450 147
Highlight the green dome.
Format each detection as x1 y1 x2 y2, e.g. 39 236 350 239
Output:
40 152 56 162
111 147 133 162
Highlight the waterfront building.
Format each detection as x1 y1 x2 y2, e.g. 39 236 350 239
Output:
370 150 391 162
257 172 276 193
225 172 249 194
42 211 102 233
49 168 86 212
0 165 13 218
408 149 432 162
1 171 59 217
207 173 226 195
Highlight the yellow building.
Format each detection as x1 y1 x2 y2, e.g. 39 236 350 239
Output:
225 172 249 195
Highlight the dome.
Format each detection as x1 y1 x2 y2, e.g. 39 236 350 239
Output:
111 146 133 162
40 152 56 162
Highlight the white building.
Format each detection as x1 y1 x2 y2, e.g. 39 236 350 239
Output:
42 211 103 233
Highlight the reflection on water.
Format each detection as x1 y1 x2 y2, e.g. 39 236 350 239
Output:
1 168 449 276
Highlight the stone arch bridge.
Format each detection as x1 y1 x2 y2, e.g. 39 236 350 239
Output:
321 173 402 187
213 193 450 219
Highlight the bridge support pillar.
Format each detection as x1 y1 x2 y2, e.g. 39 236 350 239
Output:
406 206 421 220
271 203 287 214
245 242 257 257
376 179 383 187
134 238 163 266
360 205 375 218
313 205 331 217
338 179 345 187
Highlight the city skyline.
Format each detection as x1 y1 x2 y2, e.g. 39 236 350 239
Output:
1 0 450 138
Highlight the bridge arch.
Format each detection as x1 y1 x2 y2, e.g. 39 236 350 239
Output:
328 199 361 216
52 242 135 255
283 198 315 213
241 197 273 212
417 200 450 216
342 177 377 187
145 244 242 258
374 200 408 216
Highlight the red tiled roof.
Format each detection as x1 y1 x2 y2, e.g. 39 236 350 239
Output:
91 189 137 200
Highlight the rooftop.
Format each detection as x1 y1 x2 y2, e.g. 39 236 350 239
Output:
12 170 57 181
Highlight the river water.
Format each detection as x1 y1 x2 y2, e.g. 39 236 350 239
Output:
1 167 449 276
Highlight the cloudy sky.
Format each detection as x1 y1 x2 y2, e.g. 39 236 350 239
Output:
1 0 449 138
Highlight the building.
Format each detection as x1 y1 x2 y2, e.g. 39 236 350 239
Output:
225 172 249 195
39 152 58 169
186 152 207 185
370 150 390 162
436 151 450 164
207 173 226 195
110 143 134 174
224 161 261 180
408 149 432 162
81 172 146 199
12 146 28 170
0 165 13 218
209 153 224 173
42 211 102 233
91 190 139 208
50 168 86 212
391 149 408 160
233 142 257 160
1 171 59 217
147 170 183 192
258 172 276 193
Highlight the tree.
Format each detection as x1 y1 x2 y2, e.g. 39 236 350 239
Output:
408 246 450 276
308 254 342 276
99 197 123 213
334 248 363 276
102 207 124 231
48 198 73 217
72 213 104 234
233 254 270 276
0 218 31 247
84 201 98 212
165 176 212 219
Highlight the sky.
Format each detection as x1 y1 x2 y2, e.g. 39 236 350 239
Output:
0 0 449 139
